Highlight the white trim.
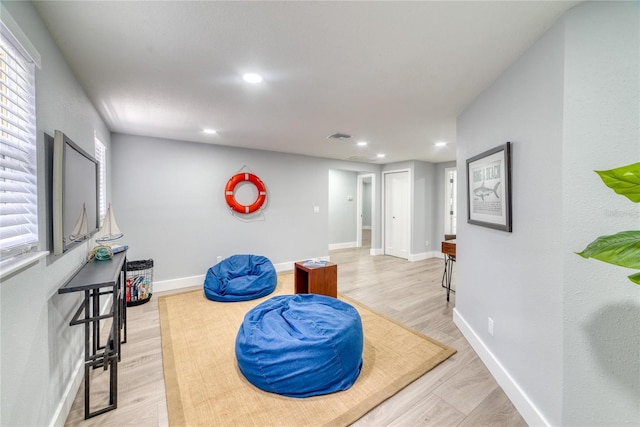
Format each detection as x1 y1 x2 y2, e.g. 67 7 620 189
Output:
0 251 48 280
50 357 84 427
357 175 363 247
444 167 457 236
153 257 332 293
94 136 107 224
453 309 550 427
356 173 375 249
273 261 295 272
370 174 376 252
370 247 384 256
408 251 441 262
0 4 41 68
153 274 206 293
272 258 329 273
328 241 357 251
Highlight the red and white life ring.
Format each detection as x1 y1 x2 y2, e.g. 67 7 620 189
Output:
225 173 267 214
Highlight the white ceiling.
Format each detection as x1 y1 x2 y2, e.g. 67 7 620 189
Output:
33 1 579 164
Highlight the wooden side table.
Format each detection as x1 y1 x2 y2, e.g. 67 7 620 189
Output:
441 239 456 302
294 262 337 298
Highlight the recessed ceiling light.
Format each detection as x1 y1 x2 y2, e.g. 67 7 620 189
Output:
203 128 217 135
243 73 263 84
434 141 447 147
376 153 386 158
357 141 368 146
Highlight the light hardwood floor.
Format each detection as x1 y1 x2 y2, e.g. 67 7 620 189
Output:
64 243 527 426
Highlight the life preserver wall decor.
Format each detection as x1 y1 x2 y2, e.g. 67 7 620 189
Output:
225 172 267 214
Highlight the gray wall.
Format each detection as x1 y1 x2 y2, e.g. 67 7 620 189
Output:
328 169 358 246
457 17 565 424
455 2 639 425
412 161 436 255
362 181 372 227
111 134 452 283
561 2 639 425
111 134 382 282
1 2 112 426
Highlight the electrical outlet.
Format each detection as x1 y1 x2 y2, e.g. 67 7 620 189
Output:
488 317 495 336
426 240 429 247
217 255 222 263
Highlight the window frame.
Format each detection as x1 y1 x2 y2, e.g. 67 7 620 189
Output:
95 135 107 225
0 8 46 277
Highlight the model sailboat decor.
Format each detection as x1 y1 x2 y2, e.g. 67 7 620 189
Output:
95 203 124 243
69 203 89 242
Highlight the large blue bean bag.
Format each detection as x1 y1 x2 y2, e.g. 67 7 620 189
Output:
235 294 363 398
204 254 277 302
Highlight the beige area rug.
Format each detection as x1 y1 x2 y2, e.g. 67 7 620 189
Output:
159 274 456 426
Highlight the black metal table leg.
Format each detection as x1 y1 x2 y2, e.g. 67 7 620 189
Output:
444 255 455 301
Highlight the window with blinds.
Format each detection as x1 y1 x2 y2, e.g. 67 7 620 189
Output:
95 136 107 224
0 29 38 261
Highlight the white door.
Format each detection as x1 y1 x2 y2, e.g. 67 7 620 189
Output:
384 171 409 259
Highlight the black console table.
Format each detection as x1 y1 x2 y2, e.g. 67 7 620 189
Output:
58 251 127 419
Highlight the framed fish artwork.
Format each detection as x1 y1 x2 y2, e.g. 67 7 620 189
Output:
466 142 512 232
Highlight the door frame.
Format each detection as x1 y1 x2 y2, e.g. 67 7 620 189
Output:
382 168 411 259
444 167 457 235
356 173 375 249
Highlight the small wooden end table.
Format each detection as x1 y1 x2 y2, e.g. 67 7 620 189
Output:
441 239 456 302
294 261 338 298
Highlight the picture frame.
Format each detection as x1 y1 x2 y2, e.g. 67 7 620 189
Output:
466 142 512 232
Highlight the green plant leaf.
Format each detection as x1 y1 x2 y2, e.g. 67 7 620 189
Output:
595 162 640 203
628 272 640 285
577 230 640 269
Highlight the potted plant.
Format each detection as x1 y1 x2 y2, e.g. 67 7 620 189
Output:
577 162 640 285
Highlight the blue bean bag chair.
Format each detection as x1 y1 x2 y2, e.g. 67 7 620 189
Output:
204 254 277 302
235 294 363 397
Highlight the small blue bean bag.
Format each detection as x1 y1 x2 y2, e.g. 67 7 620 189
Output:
204 254 277 302
235 294 363 398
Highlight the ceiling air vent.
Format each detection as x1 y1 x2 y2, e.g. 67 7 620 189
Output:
346 155 378 163
327 133 352 140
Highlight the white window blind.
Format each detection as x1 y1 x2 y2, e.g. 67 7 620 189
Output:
95 136 107 224
0 29 38 260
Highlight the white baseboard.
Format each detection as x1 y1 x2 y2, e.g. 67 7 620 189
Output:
328 241 357 250
271 257 329 273
408 250 442 262
153 257 332 293
453 309 549 427
370 247 384 256
50 357 84 427
153 274 205 293
273 261 295 273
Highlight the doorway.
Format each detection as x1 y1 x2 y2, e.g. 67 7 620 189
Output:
357 174 374 249
444 167 457 235
383 170 410 259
